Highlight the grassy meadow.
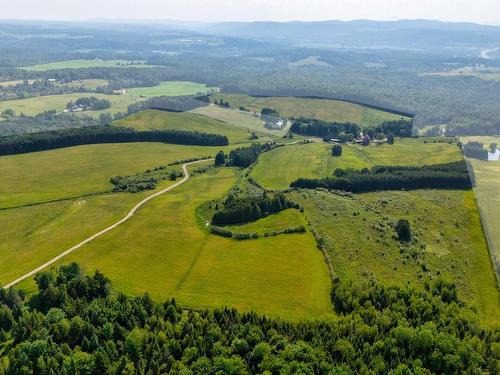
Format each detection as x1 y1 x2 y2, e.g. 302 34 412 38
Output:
211 93 409 126
0 92 138 117
289 188 500 327
22 59 156 71
114 109 257 143
23 167 332 321
251 142 369 190
58 79 109 89
251 138 463 190
0 142 227 209
127 81 219 97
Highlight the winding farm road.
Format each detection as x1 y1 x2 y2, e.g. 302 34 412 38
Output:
3 159 213 289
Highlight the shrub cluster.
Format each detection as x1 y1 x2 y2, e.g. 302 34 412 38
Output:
290 161 471 192
0 126 228 155
463 141 489 160
211 193 299 225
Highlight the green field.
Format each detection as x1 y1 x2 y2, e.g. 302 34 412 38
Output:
461 136 500 282
226 208 306 234
114 109 258 144
22 59 156 71
10 168 332 321
251 142 369 190
251 138 463 190
191 105 288 136
0 92 138 117
58 79 109 89
211 93 409 126
0 79 34 87
127 81 219 97
424 66 500 81
288 188 500 327
0 142 227 209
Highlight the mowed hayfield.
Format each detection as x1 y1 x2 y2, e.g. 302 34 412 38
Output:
251 138 463 190
127 81 219 97
0 142 229 209
0 93 139 117
211 93 409 126
191 105 288 137
289 188 500 327
16 167 332 321
114 109 259 143
22 59 156 71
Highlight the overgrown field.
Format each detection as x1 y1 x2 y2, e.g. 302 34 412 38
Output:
22 59 156 71
211 93 409 126
127 81 219 97
0 92 138 117
288 188 500 326
251 138 463 190
29 167 332 321
114 109 262 143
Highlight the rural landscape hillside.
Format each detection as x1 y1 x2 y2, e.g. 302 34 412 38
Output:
0 10 499 374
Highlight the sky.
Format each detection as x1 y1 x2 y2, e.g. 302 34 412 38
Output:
1 0 500 25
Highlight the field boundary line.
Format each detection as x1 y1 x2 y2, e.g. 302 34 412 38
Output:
3 159 213 289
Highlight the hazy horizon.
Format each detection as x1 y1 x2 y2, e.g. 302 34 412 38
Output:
1 0 499 26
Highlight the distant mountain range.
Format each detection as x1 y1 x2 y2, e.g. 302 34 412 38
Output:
193 19 500 51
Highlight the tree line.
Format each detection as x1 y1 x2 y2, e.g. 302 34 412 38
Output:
0 263 497 374
290 161 471 193
225 143 276 168
290 118 361 139
0 126 228 156
211 192 300 225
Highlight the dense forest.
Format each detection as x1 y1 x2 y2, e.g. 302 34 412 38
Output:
0 126 228 155
211 193 299 225
290 161 471 192
0 263 497 373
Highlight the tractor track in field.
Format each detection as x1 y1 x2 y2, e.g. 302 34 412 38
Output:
3 159 213 289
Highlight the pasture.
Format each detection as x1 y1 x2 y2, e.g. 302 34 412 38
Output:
0 142 228 209
19 167 332 321
251 138 463 190
22 59 156 71
0 92 138 117
211 93 409 126
127 81 219 97
289 188 500 327
114 109 258 143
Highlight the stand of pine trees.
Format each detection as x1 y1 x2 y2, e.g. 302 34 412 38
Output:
290 161 471 192
0 126 228 155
